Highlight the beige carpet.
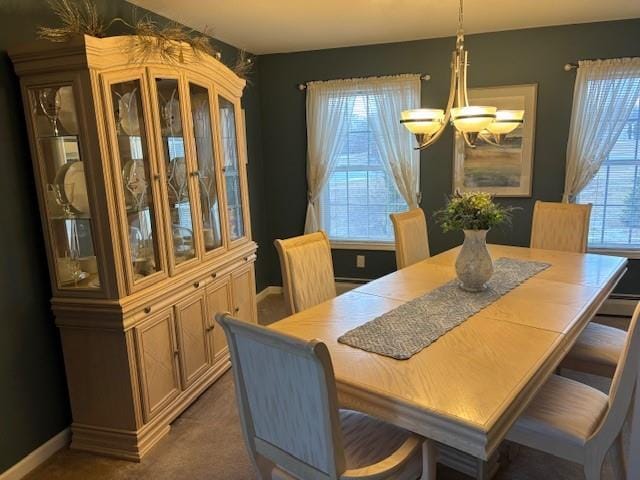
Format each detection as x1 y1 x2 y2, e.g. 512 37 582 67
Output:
25 293 625 480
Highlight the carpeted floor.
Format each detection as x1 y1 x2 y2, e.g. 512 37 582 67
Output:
25 293 626 480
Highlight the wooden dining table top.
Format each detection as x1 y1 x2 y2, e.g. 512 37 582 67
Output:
269 244 627 460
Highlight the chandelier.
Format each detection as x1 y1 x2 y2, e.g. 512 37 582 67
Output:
400 0 524 149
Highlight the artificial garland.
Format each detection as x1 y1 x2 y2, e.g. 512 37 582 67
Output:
38 0 253 78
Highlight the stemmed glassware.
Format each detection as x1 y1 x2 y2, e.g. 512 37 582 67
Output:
49 182 83 285
38 87 61 136
51 182 75 218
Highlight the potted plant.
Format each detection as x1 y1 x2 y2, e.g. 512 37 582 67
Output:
436 191 514 292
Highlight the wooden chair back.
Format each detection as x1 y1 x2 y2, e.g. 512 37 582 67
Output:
588 302 640 451
217 313 345 480
275 231 336 314
390 208 430 269
530 201 592 253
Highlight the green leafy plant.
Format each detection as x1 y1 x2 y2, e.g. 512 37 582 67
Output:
435 191 516 232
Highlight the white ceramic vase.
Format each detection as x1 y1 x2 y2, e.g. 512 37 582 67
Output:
455 229 493 292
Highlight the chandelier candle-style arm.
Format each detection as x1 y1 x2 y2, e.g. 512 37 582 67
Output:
399 0 524 150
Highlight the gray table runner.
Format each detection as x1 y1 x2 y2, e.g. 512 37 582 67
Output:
338 257 550 360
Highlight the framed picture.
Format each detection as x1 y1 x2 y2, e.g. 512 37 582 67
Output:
453 84 537 197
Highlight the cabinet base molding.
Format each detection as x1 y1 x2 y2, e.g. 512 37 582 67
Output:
71 358 231 461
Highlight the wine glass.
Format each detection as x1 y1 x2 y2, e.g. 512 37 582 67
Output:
38 87 61 136
67 219 83 286
51 183 75 218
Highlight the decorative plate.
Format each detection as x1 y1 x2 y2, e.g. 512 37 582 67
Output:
57 86 78 135
163 90 182 136
119 89 140 136
53 160 90 215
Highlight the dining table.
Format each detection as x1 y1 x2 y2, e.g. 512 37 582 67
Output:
269 244 633 479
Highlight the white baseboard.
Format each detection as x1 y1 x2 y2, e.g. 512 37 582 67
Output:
257 281 362 302
256 286 283 303
0 428 70 480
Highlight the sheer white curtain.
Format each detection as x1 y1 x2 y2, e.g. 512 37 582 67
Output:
304 75 421 232
304 81 350 232
368 76 421 208
563 58 640 202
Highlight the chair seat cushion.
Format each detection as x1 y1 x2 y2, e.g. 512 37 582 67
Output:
563 323 625 376
339 409 414 470
507 375 608 457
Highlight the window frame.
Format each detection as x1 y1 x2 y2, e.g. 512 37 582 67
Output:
317 91 414 250
577 96 640 257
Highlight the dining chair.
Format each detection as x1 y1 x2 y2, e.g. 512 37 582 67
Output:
274 231 336 314
390 208 430 270
529 200 625 379
506 302 640 480
561 322 626 378
529 200 592 253
216 312 427 480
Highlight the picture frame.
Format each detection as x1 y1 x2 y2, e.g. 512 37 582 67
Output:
453 83 538 197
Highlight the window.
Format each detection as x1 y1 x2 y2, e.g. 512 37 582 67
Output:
578 97 640 250
320 94 408 245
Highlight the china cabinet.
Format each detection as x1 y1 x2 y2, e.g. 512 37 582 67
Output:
10 35 257 460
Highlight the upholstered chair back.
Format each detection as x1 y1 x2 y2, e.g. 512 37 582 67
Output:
275 231 337 314
588 303 640 451
530 201 592 253
217 313 345 480
390 208 430 269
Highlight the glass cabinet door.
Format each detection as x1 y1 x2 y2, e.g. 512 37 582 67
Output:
153 78 197 267
217 96 246 242
28 84 101 290
110 79 163 282
189 83 223 253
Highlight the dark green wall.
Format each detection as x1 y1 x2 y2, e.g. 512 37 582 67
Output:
257 19 640 293
0 0 267 472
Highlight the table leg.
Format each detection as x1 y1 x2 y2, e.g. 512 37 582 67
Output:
421 439 437 480
628 374 640 479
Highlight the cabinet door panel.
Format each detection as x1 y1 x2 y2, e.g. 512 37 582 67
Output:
188 81 225 256
217 95 249 244
135 309 180 422
175 290 211 388
151 76 199 272
232 264 257 324
206 278 232 361
26 82 103 293
104 74 167 292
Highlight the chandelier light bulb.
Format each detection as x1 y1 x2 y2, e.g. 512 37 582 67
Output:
485 109 525 135
400 109 445 135
451 106 497 133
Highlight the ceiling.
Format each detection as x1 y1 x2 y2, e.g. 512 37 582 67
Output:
129 0 640 54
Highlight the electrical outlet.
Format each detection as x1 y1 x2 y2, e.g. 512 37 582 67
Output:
356 255 365 268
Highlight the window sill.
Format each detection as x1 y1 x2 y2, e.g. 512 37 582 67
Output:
587 248 640 260
329 240 396 251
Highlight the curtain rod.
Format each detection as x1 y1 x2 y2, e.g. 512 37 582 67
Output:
297 73 431 91
564 57 638 71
